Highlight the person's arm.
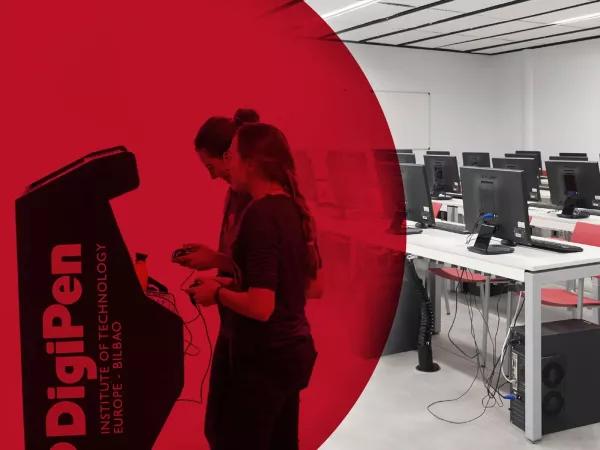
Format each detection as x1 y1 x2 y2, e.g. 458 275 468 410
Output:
305 240 324 299
306 269 324 299
218 288 274 322
219 207 279 321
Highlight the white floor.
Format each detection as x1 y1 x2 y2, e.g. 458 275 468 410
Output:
321 288 600 450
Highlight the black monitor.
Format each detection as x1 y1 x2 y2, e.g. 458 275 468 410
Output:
461 167 531 255
399 164 435 228
546 160 600 219
398 153 416 164
463 152 491 168
424 155 460 199
373 149 400 163
515 150 543 173
559 153 587 157
427 151 450 156
549 155 588 161
492 157 540 201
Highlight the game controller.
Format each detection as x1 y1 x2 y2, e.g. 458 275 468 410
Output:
187 280 201 306
172 247 194 260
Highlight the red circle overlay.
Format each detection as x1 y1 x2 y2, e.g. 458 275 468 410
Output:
0 1 406 448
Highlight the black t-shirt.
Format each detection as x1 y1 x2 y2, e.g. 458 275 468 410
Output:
230 194 315 348
218 188 252 337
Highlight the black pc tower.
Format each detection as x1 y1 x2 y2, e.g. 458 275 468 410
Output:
509 319 600 436
515 151 543 174
546 160 600 219
461 167 531 254
423 155 461 199
462 152 490 167
493 157 541 201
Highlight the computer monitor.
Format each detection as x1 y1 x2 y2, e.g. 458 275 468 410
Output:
492 157 540 201
424 155 460 199
372 149 416 165
427 151 450 156
375 162 405 220
559 153 588 157
399 164 435 228
549 155 588 161
461 167 531 255
397 153 416 164
546 160 600 219
463 152 491 168
515 150 543 173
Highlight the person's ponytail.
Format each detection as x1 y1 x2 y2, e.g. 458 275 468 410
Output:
284 168 320 282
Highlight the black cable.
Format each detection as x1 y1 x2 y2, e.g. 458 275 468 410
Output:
428 268 518 424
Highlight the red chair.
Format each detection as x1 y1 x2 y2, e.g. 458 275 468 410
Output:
522 222 600 315
432 201 443 219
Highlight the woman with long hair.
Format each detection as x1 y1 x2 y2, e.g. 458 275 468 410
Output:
186 123 321 449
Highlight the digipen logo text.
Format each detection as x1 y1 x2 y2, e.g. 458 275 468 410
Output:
43 244 98 449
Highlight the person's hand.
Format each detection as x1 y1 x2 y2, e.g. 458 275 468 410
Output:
185 278 221 308
173 243 219 271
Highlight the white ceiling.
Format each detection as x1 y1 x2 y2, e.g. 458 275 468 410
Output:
304 0 600 55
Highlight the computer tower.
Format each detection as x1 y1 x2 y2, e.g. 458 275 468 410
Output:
509 319 600 435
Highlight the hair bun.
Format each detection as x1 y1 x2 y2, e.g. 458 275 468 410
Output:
234 108 260 124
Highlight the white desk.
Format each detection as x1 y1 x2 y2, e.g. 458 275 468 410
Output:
435 198 600 234
318 215 600 443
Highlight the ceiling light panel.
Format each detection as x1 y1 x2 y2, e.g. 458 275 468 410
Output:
340 7 461 40
480 27 600 52
421 13 505 34
444 36 516 51
409 32 487 47
478 0 595 21
370 28 442 44
325 3 411 30
534 2 600 24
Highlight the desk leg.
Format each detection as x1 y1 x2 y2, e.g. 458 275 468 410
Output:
577 279 584 320
481 276 491 368
525 272 542 443
428 260 441 334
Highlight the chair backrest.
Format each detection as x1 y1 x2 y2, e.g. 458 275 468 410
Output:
572 222 600 247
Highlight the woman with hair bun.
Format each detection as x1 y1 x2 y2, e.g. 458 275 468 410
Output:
173 109 259 448
187 123 322 449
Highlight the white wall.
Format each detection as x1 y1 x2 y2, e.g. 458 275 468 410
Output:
519 39 600 162
346 43 521 163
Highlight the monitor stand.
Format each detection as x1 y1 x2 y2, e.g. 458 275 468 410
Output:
467 223 515 255
387 210 424 235
558 197 589 219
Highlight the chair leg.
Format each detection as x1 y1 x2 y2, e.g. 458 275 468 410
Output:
481 277 491 368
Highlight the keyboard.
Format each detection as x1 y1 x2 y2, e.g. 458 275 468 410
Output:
530 238 583 253
529 202 559 210
576 208 600 217
433 222 469 235
388 227 423 236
